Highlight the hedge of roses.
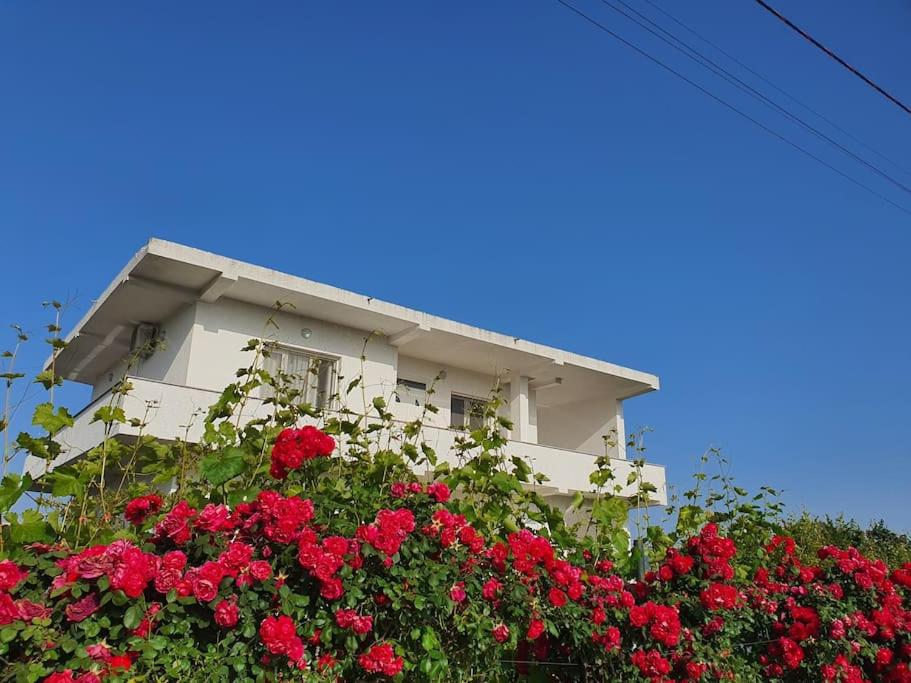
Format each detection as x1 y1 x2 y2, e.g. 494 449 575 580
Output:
0 424 908 682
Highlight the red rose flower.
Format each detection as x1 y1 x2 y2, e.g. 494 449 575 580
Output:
527 619 545 641
356 508 415 559
260 615 306 669
190 562 226 603
195 504 235 534
317 653 338 672
699 582 742 611
335 608 373 635
547 588 567 608
219 541 254 571
131 603 161 638
214 597 239 628
65 593 101 623
270 426 335 479
85 643 112 662
249 560 272 581
152 500 197 546
0 594 19 625
631 649 671 677
0 560 28 591
482 578 502 601
107 654 132 671
426 482 450 503
124 494 163 526
358 643 403 677
449 582 467 603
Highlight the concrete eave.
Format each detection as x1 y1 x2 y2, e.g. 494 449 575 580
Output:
49 239 660 400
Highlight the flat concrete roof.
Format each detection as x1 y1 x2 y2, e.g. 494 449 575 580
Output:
52 239 660 401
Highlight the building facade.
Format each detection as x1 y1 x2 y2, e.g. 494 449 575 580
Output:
24 239 666 507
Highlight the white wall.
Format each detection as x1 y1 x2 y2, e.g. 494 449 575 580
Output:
395 356 506 429
90 303 197 400
86 299 625 461
536 396 626 458
186 300 397 415
139 303 196 384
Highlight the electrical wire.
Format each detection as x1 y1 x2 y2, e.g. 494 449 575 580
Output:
554 0 911 216
598 0 911 197
751 0 911 117
638 0 911 178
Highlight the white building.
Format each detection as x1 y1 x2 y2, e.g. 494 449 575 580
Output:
25 239 666 507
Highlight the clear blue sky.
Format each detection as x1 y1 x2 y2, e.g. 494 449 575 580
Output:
2 1 909 529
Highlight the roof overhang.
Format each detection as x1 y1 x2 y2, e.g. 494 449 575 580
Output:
52 239 660 403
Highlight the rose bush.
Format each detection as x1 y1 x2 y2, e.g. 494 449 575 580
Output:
0 334 908 681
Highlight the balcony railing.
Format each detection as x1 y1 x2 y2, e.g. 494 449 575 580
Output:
24 376 666 505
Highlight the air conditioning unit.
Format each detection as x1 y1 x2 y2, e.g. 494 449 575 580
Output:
130 323 161 359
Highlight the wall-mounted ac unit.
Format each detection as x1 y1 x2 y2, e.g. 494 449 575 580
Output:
129 323 160 359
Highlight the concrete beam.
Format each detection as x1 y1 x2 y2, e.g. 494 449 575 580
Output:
529 376 563 391
127 276 198 304
199 272 238 303
387 323 430 347
69 325 128 378
521 358 565 379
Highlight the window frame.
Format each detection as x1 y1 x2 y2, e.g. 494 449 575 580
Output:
449 393 487 430
260 342 339 410
395 378 428 407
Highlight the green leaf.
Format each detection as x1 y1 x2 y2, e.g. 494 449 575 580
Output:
91 405 127 426
569 491 585 510
32 402 74 435
511 456 532 482
14 432 49 459
123 605 143 630
47 467 84 499
421 629 439 652
7 509 53 544
227 487 260 506
0 474 31 513
34 369 63 390
200 447 248 487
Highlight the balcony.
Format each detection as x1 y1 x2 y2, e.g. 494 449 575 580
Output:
24 377 666 505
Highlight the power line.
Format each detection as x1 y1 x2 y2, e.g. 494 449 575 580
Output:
554 0 911 217
597 0 911 197
751 0 911 117
638 0 911 179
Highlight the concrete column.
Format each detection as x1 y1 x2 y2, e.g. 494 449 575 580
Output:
527 387 538 444
605 399 626 459
508 373 536 443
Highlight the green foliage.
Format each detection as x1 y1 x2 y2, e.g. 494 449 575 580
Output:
0 473 31 513
783 512 911 568
200 447 249 487
0 322 907 682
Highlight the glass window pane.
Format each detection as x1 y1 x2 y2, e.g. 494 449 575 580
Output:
260 346 336 407
316 359 334 408
468 399 484 430
261 350 284 399
396 379 426 406
450 396 465 428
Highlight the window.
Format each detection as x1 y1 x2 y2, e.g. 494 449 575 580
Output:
450 394 486 429
262 346 337 409
395 378 427 406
